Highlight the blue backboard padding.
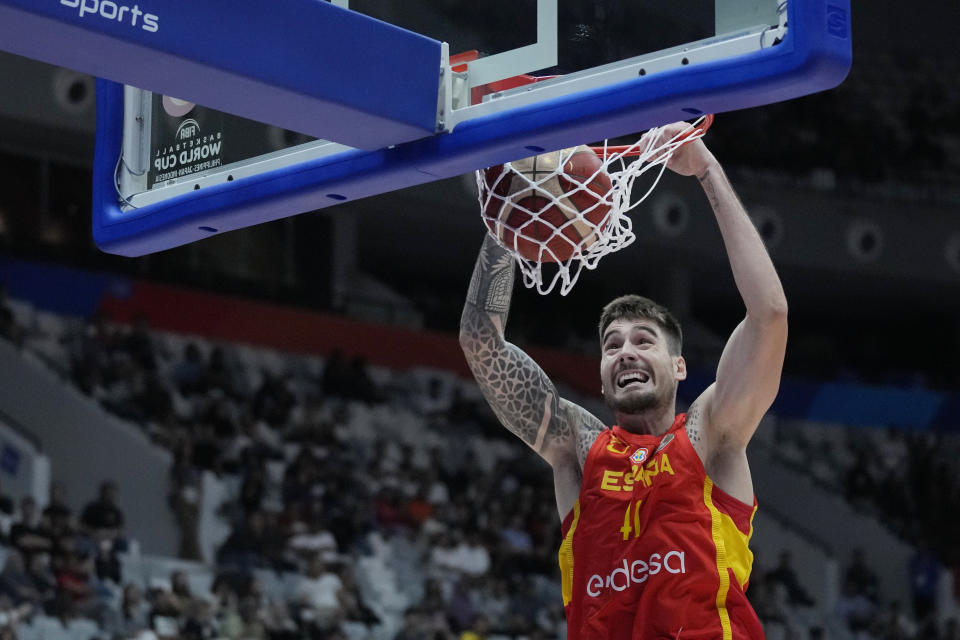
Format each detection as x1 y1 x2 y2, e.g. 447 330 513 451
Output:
0 1 441 150
93 0 851 256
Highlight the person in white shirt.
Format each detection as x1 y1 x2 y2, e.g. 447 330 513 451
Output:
293 554 344 630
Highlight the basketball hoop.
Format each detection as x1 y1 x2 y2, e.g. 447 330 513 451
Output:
476 115 713 295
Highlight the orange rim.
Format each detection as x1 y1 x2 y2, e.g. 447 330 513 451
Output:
591 114 714 158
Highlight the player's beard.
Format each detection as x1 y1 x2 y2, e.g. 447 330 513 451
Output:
603 385 660 414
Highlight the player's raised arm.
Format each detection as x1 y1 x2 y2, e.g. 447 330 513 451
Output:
659 125 787 455
459 235 604 472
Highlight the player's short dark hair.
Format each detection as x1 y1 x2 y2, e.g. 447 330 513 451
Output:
598 295 683 355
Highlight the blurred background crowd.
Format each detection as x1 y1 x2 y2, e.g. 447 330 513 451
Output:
0 297 956 640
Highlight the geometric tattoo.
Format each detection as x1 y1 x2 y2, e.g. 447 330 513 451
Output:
460 235 604 469
686 401 704 444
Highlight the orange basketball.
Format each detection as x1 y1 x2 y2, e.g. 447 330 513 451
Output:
481 146 612 263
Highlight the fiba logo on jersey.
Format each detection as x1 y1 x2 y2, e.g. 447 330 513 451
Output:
630 448 648 464
586 551 687 597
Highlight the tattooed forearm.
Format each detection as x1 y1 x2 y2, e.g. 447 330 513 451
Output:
698 168 722 212
461 310 561 449
466 235 516 318
460 236 584 461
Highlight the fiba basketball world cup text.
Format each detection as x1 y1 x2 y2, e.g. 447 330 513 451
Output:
153 120 222 184
59 0 159 33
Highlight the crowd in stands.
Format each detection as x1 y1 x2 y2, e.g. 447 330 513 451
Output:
772 420 960 577
0 291 959 639
770 421 960 639
1 305 570 639
712 50 960 193
0 479 128 636
745 544 960 640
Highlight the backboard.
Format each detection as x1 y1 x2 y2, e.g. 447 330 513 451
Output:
58 0 849 255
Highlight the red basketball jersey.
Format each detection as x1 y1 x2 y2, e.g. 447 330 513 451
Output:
558 414 764 639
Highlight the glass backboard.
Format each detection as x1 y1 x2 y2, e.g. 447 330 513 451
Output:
87 0 849 255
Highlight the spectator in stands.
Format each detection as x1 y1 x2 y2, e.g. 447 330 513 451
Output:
472 579 510 632
148 586 183 640
374 487 409 533
55 548 112 621
504 576 542 635
884 600 918 639
429 532 461 582
169 570 197 616
321 350 353 399
283 448 322 511
174 342 207 396
413 376 454 419
457 532 491 579
0 599 30 637
169 442 202 561
80 480 126 582
123 314 158 373
80 481 126 547
909 540 941 623
248 575 298 640
0 550 42 610
459 614 490 640
404 484 434 530
336 565 380 631
252 372 295 428
286 515 339 566
292 554 344 633
845 547 880 603
347 356 379 404
767 550 815 607
43 482 74 534
104 583 149 639
43 483 78 569
9 496 53 564
748 571 790 632
181 597 217 640
135 371 175 426
500 515 533 554
189 422 222 473
836 576 877 635
25 552 57 608
393 608 418 640
0 478 13 517
205 346 236 397
65 312 116 397
238 458 267 515
394 608 441 640
425 468 450 508
446 579 477 633
217 510 274 569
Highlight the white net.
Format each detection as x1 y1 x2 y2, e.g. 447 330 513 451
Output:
476 117 710 295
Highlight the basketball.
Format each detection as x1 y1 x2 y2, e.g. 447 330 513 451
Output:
481 146 613 263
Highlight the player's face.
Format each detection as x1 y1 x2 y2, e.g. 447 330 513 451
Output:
600 318 685 414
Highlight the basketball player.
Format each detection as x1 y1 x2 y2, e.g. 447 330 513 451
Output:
459 122 787 639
